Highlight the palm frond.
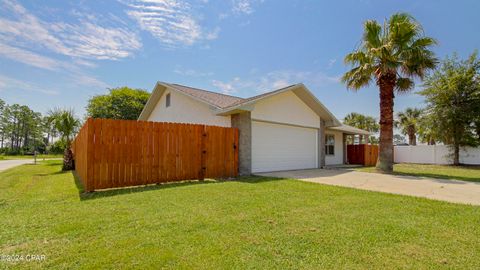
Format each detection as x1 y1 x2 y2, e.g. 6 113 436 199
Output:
344 51 371 65
395 77 414 92
411 37 438 48
342 12 437 94
341 65 375 90
363 20 382 49
388 13 422 46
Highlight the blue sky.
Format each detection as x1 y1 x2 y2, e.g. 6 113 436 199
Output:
1 0 479 120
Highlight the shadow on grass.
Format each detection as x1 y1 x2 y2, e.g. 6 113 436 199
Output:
34 170 69 176
392 171 480 183
358 166 480 183
22 160 62 167
72 172 283 201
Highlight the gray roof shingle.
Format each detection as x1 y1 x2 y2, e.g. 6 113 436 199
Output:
167 82 299 109
168 83 244 108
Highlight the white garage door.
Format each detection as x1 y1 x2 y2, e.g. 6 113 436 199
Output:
252 121 318 173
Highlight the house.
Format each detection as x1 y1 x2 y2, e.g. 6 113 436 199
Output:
138 82 371 174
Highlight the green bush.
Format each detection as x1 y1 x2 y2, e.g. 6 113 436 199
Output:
47 139 68 154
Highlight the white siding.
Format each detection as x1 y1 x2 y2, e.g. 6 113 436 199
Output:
147 89 231 127
251 91 320 128
251 121 318 173
325 130 343 165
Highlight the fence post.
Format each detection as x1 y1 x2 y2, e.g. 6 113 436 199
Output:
198 126 207 180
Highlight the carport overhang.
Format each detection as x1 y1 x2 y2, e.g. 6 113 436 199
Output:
327 124 373 136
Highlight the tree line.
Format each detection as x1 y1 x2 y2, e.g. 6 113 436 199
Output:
0 87 148 170
0 100 77 155
0 100 47 154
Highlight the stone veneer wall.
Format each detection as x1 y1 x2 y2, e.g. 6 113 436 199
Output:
318 119 326 168
231 112 252 175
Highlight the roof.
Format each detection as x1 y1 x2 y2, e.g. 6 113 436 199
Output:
168 83 243 108
138 82 244 120
226 84 300 107
138 81 343 127
327 124 373 135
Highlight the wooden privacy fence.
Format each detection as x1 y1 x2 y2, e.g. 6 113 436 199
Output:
71 118 238 192
347 144 379 166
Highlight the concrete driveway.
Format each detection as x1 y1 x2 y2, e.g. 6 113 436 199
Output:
258 169 480 206
0 159 34 172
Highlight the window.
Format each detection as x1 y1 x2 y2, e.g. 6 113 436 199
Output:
166 93 171 107
325 134 335 156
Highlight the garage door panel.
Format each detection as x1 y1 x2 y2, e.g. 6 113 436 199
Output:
252 121 317 173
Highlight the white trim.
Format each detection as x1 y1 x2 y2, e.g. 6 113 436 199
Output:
251 118 320 130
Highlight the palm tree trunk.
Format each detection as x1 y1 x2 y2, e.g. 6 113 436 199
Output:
408 131 417 145
376 73 395 172
407 126 417 145
453 144 460 165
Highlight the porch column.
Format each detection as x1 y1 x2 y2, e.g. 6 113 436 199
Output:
343 133 348 164
318 119 325 168
231 112 252 175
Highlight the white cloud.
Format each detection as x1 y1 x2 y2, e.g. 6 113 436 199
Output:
0 0 141 61
211 70 341 95
51 21 142 60
0 74 59 95
0 43 61 71
212 78 239 95
0 0 127 91
232 0 254 14
205 27 221 40
327 59 337 69
174 66 213 77
73 59 98 68
72 74 111 89
216 0 262 24
123 0 204 46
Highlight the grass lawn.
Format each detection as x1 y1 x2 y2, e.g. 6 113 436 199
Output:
0 154 62 161
355 163 480 182
1 161 479 269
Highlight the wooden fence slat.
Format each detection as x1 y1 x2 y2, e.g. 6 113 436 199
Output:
146 121 151 184
173 123 179 181
114 119 120 187
149 121 155 184
159 122 165 182
133 121 139 185
347 144 379 166
73 119 238 191
139 121 148 184
121 121 126 187
92 119 101 189
177 124 183 181
124 120 131 186
86 118 95 191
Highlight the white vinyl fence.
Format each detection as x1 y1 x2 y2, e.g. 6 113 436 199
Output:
394 145 480 165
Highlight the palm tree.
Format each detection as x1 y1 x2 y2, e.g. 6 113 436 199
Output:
343 112 379 143
48 108 80 170
341 13 437 172
396 108 422 145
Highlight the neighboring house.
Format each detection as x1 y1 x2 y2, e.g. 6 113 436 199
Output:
139 82 371 174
